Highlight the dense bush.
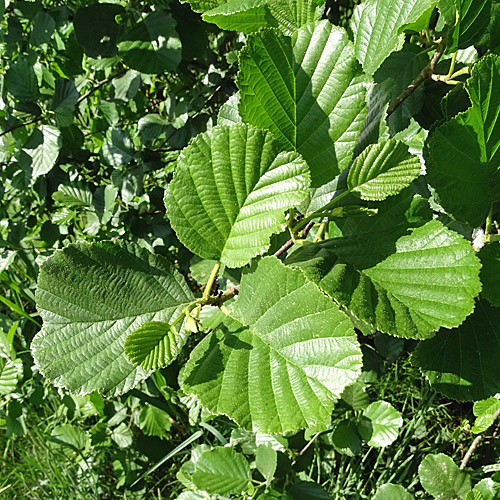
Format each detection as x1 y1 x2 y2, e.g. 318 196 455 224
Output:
1 0 500 498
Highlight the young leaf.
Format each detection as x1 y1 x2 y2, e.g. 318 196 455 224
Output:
412 301 500 401
425 55 500 227
472 397 500 433
202 0 277 34
373 484 414 499
347 140 421 201
165 124 310 268
182 257 362 433
358 401 403 448
418 454 471 500
192 447 252 495
288 220 481 339
139 405 172 439
32 241 194 396
237 20 367 187
24 126 62 179
352 0 435 75
125 321 180 370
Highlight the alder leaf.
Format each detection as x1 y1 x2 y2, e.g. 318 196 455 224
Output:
202 0 277 33
425 55 500 227
412 301 500 401
287 220 481 340
347 140 421 201
373 484 414 499
267 0 323 35
448 0 492 50
352 0 436 75
182 257 362 433
164 124 310 268
32 241 194 396
24 126 62 179
125 321 179 370
358 401 403 447
237 20 367 187
192 447 252 495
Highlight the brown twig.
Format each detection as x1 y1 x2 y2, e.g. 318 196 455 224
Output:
386 39 446 118
291 432 321 466
460 405 500 470
76 68 127 105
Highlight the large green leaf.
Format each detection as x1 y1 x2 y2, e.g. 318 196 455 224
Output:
237 20 367 187
418 454 471 500
164 124 310 268
412 301 500 401
118 11 182 74
352 0 436 75
287 220 481 339
32 241 194 396
192 447 252 495
347 139 421 201
449 0 492 50
5 58 39 101
425 55 500 227
182 257 362 433
202 0 277 33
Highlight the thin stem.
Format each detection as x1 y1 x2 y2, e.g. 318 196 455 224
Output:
76 68 127 105
291 432 321 466
0 116 44 138
447 51 458 78
387 39 446 118
485 205 494 235
203 261 221 301
313 221 327 243
460 405 500 470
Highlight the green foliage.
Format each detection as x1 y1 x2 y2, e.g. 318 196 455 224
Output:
0 0 499 498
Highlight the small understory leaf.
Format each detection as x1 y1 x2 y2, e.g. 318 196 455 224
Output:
412 301 500 401
373 483 414 499
32 241 194 396
358 400 402 447
288 220 481 339
182 257 362 433
165 124 310 268
347 140 421 200
238 20 367 187
125 321 179 370
418 453 471 499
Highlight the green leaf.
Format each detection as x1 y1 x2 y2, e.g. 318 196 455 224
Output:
347 140 421 201
288 220 481 339
202 0 277 33
425 55 500 227
50 424 88 453
329 420 362 456
373 484 414 500
5 58 39 101
472 397 500 433
182 257 362 433
479 244 500 307
412 301 500 401
341 382 370 410
418 454 471 500
181 0 226 13
30 11 56 46
0 357 23 396
138 114 168 143
139 404 172 439
237 20 367 187
255 444 277 483
268 0 323 35
165 124 310 268
352 0 435 75
218 94 242 125
449 0 492 50
101 128 133 168
192 447 252 495
118 11 182 74
23 126 62 179
74 4 125 58
125 321 179 370
32 241 194 396
358 400 402 447
477 0 500 54
473 478 499 500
